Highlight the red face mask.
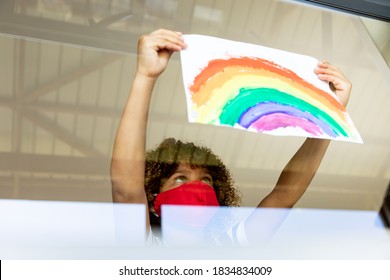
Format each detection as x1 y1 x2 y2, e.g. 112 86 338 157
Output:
153 180 219 217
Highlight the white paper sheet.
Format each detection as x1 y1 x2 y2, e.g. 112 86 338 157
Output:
180 34 362 143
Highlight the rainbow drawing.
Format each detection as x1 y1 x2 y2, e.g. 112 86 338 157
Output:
180 35 362 143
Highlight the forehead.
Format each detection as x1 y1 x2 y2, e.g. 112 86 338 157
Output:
174 163 210 174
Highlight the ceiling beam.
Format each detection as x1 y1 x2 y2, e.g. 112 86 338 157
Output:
22 109 104 157
321 11 333 60
352 17 390 86
28 101 122 117
0 152 387 191
0 97 185 123
0 0 139 54
22 53 122 103
0 152 109 175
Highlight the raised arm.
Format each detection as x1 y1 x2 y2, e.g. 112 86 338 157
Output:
110 30 186 207
258 61 352 208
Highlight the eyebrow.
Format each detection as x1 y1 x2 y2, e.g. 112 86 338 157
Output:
174 167 211 177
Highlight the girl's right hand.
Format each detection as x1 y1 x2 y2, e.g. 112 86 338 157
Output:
137 29 187 79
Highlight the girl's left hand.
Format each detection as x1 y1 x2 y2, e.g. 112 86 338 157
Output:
314 61 352 107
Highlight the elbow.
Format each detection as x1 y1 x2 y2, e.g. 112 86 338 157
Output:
111 177 131 203
258 191 298 208
111 188 131 203
110 159 147 203
110 177 147 204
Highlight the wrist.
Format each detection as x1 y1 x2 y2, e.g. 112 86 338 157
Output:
134 71 159 84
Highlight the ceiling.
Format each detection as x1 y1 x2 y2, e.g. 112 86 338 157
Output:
0 0 389 211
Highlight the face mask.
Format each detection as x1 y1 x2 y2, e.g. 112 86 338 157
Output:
153 180 219 217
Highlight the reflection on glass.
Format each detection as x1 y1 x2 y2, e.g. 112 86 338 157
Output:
13 0 182 31
160 205 390 252
1 199 389 259
160 206 289 247
0 199 146 250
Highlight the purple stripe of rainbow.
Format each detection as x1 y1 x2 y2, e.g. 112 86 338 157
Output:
239 102 336 137
250 113 323 136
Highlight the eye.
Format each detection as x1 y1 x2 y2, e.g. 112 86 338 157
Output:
201 177 212 185
173 175 188 184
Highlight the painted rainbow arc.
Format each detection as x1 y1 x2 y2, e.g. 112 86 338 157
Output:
188 56 359 141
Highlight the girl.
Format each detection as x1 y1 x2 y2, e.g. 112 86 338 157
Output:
110 29 352 242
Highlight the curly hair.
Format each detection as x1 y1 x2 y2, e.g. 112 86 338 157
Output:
145 138 241 208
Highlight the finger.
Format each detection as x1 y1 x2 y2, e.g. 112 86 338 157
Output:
139 35 184 57
151 37 184 52
139 28 186 52
315 67 345 81
315 61 346 79
150 29 187 49
317 73 351 92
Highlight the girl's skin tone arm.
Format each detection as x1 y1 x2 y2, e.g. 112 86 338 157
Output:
110 29 186 230
258 61 352 208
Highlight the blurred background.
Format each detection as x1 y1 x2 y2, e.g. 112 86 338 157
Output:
0 0 389 210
